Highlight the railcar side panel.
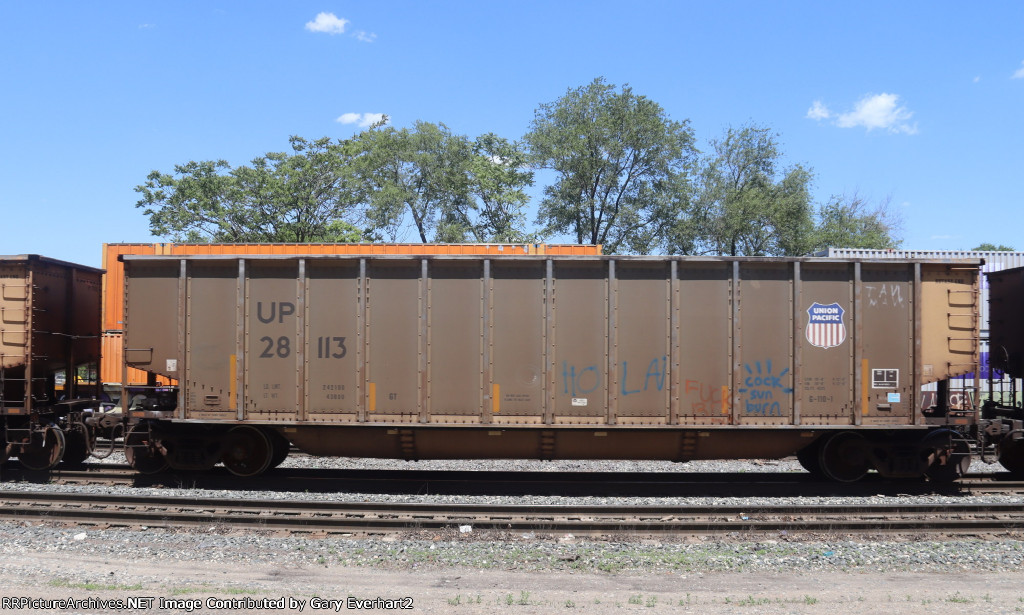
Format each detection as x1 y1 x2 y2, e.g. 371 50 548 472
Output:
614 262 671 423
675 262 731 424
552 261 607 424
921 263 979 382
305 261 360 421
123 262 179 382
365 261 420 419
489 261 546 420
1 261 34 373
184 264 236 419
797 261 854 424
244 261 300 420
858 264 915 424
428 261 484 419
735 262 793 426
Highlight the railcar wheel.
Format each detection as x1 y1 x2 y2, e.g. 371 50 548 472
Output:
18 425 66 471
817 431 870 483
796 441 824 477
998 431 1024 476
125 425 169 474
222 426 273 477
61 427 93 466
267 429 290 470
923 430 971 483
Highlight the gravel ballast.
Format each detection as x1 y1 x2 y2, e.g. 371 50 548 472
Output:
2 456 1024 614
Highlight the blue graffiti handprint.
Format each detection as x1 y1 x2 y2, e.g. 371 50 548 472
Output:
738 360 793 416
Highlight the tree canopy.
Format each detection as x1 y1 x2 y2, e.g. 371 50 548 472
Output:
136 77 902 254
683 124 814 256
135 136 364 243
973 243 1015 251
525 78 697 254
811 194 901 252
138 124 535 245
353 124 535 243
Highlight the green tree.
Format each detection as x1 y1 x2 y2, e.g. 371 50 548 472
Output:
973 242 1015 251
353 121 473 243
811 194 902 251
462 133 536 242
688 124 815 256
525 78 697 254
135 136 364 242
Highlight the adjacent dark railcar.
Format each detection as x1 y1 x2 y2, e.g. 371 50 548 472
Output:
988 266 1024 380
121 254 987 481
983 265 1024 473
0 255 103 469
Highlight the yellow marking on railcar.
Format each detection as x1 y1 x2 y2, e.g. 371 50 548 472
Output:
721 386 729 415
229 354 237 409
492 384 500 413
368 382 376 413
861 359 869 416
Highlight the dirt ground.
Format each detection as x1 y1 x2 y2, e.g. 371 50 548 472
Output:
2 551 1023 615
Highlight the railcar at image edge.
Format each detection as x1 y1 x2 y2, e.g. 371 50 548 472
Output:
0 255 104 470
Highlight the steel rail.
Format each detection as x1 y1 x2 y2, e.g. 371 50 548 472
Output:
2 490 1024 535
7 465 1024 495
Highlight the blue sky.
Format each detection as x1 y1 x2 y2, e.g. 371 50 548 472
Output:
2 1 1022 267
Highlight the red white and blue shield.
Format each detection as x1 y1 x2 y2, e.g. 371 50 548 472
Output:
806 302 846 349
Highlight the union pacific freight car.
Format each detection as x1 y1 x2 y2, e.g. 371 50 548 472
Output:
120 254 991 481
0 255 104 469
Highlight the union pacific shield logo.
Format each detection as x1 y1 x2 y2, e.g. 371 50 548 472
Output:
806 302 846 349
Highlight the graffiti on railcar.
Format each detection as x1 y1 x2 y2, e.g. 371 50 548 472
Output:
864 284 905 308
738 359 793 416
560 356 670 398
683 379 728 415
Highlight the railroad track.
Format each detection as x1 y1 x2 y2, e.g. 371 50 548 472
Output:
4 463 1024 496
2 489 1023 536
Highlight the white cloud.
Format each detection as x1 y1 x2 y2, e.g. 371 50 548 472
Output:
336 113 387 127
837 93 917 134
805 100 831 120
1013 60 1024 79
305 12 349 35
306 13 376 42
806 93 917 135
